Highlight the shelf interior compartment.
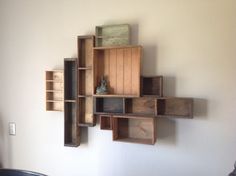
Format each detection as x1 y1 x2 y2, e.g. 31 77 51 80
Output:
112 116 156 145
46 71 63 81
64 60 77 100
93 46 141 96
78 97 95 126
46 81 63 91
100 115 112 130
95 97 124 114
46 92 63 101
78 36 94 68
64 102 80 146
142 76 163 96
78 69 92 96
125 97 156 116
46 101 63 111
157 98 193 118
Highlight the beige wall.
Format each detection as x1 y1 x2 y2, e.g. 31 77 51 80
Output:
0 0 236 175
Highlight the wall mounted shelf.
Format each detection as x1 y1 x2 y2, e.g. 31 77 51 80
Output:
46 23 194 146
45 70 64 111
77 35 96 127
64 58 80 147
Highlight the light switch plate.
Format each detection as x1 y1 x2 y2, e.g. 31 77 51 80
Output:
9 122 16 135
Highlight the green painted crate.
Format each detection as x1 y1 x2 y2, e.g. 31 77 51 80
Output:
95 24 130 47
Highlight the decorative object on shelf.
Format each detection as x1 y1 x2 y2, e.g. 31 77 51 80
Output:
96 76 108 94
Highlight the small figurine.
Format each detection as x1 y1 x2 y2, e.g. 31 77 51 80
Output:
96 76 108 94
229 161 236 176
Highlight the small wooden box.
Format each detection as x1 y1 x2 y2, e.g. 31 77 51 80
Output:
95 24 130 47
157 97 193 118
112 116 157 145
125 97 157 116
141 76 163 97
100 115 112 130
45 70 64 111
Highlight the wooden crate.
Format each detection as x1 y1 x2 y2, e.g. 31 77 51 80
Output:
100 115 112 130
95 24 130 47
157 97 193 118
45 70 64 111
141 76 163 97
125 97 157 116
112 116 157 145
64 58 80 146
93 45 142 97
94 97 124 114
77 36 96 126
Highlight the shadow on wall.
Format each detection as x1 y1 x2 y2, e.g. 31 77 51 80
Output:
156 77 208 146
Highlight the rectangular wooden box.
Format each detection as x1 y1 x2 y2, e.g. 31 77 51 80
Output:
93 46 142 97
141 76 163 97
45 70 64 111
100 115 112 130
94 97 124 114
77 36 96 126
157 97 193 118
125 97 157 116
112 116 157 145
95 24 130 47
64 58 80 146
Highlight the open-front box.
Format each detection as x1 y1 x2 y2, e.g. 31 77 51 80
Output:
157 97 193 118
112 115 157 145
77 36 96 126
93 46 142 97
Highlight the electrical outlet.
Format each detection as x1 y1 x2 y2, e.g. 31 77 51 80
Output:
9 122 16 135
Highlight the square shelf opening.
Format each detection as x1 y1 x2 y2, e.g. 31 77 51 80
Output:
93 46 141 97
141 76 163 96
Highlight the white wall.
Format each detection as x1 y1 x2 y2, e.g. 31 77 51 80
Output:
0 0 236 175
